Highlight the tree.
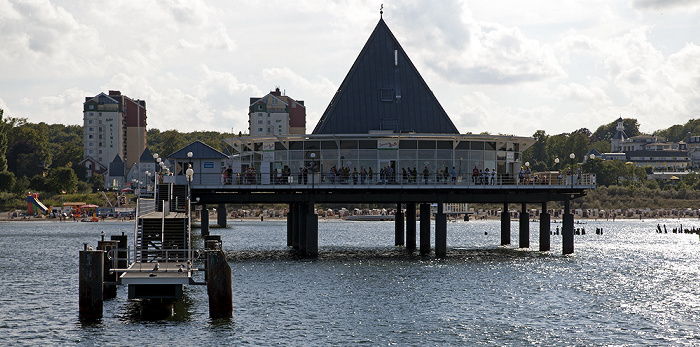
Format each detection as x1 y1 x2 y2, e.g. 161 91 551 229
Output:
90 173 104 192
46 167 78 194
0 109 7 172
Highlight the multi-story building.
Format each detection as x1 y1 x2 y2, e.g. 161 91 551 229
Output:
248 88 305 136
606 118 690 171
81 90 147 185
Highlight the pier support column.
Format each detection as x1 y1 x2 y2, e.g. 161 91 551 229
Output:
395 204 405 247
435 203 447 258
79 248 104 321
563 198 574 254
201 204 210 236
501 203 510 245
305 203 318 257
217 204 227 228
97 240 119 299
287 203 294 247
298 203 308 254
539 202 550 252
420 203 431 255
519 203 530 248
406 203 417 250
207 250 233 319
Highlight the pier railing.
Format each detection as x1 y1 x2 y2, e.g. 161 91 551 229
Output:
189 172 596 189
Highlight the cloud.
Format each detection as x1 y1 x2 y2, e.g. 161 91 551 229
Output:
555 83 613 104
630 0 700 12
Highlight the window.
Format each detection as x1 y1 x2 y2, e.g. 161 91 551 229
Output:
258 128 263 132
88 120 93 124
88 135 93 139
99 150 102 154
258 120 263 124
89 106 94 110
89 150 93 154
89 127 94 131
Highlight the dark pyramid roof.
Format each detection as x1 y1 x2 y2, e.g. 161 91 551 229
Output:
139 147 154 162
168 140 228 160
313 18 459 134
109 154 125 177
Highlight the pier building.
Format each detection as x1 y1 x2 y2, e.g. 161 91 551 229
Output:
183 16 595 256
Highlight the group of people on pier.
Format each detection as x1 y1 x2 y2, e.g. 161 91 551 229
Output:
472 166 497 185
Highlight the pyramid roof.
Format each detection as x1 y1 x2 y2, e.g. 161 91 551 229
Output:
312 18 459 135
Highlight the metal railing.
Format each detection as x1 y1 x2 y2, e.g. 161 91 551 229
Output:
190 171 596 188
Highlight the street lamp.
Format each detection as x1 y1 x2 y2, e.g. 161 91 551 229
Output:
187 151 194 185
310 152 316 189
569 153 575 186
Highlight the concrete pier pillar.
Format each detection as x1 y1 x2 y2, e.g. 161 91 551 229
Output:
395 204 404 246
79 249 104 321
217 204 227 228
201 204 209 236
420 203 431 255
97 240 119 299
207 250 233 319
501 203 510 245
563 199 574 254
540 202 550 252
519 203 530 248
435 203 447 258
305 203 318 257
287 203 294 247
298 203 308 253
406 203 417 250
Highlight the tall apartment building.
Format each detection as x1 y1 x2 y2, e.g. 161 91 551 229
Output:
249 87 306 135
81 90 147 179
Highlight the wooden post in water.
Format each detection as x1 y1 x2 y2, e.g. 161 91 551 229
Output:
217 204 227 228
201 204 210 236
406 203 417 250
539 202 550 252
79 247 104 320
420 203 431 255
97 240 119 299
563 198 574 254
519 203 530 248
395 203 404 247
501 203 510 245
435 203 447 258
298 203 308 254
207 249 233 319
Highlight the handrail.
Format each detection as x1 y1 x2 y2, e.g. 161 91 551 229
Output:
186 171 596 188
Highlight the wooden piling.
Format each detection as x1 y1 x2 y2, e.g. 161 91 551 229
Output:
519 203 530 248
435 204 447 258
420 203 431 255
207 250 233 319
406 203 416 250
501 203 510 245
79 249 104 320
394 204 404 246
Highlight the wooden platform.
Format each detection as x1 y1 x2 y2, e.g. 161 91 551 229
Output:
120 261 191 285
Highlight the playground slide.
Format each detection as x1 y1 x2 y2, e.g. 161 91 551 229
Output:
26 195 48 214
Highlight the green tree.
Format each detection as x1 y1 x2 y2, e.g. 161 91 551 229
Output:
592 118 641 142
159 130 187 157
46 166 78 194
0 170 14 191
0 109 7 172
90 173 105 192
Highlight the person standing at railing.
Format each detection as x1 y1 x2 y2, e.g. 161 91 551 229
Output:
352 167 359 185
491 168 496 185
368 167 373 184
473 166 480 184
423 166 430 184
451 167 457 184
360 167 366 184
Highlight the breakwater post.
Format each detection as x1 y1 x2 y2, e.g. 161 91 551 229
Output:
79 245 104 321
217 204 227 228
563 198 574 254
207 249 233 319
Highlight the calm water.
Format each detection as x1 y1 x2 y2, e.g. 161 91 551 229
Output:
2 218 700 345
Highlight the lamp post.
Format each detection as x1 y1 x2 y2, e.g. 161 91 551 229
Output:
185 165 194 265
187 151 194 185
310 152 316 189
569 153 575 186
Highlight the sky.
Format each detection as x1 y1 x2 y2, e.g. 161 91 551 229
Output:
1 0 699 138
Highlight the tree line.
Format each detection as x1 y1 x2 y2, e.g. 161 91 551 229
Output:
2 107 700 211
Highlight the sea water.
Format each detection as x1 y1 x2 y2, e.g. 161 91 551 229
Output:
1 218 700 345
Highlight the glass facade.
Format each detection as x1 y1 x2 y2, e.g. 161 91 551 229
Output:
225 134 535 185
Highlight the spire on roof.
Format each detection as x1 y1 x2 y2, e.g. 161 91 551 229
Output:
380 4 383 18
